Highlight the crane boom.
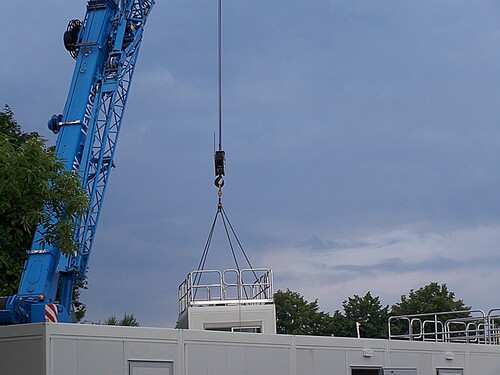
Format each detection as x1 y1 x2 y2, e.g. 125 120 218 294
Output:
0 0 155 324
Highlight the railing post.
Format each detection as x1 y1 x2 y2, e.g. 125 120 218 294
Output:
434 314 438 342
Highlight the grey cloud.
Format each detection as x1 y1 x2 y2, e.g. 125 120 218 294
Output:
300 236 403 252
326 255 500 283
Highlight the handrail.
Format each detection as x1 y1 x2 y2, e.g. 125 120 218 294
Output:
388 309 498 344
178 268 273 314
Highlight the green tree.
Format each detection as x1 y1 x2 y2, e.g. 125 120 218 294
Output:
390 282 470 338
0 105 88 304
274 285 470 339
391 282 470 316
104 312 140 327
274 289 332 336
330 309 348 337
340 291 389 338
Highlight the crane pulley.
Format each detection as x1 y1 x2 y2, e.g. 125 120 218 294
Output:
63 19 83 60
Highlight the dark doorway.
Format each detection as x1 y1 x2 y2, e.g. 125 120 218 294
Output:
352 369 382 375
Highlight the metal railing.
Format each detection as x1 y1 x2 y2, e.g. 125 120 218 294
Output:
389 309 500 344
178 268 273 314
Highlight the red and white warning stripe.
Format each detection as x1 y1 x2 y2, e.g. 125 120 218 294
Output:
45 304 58 323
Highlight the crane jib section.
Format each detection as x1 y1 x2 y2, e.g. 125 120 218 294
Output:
0 0 155 324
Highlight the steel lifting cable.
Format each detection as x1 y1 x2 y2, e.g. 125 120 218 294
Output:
194 0 225 289
195 212 218 273
220 207 255 271
194 0 260 295
220 208 243 273
194 205 256 299
217 0 222 153
213 0 225 188
194 196 257 284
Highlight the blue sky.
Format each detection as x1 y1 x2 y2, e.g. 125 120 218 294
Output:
2 1 500 327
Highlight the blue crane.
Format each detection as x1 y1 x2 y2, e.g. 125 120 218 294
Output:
0 0 155 324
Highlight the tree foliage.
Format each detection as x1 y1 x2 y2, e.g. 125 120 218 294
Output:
0 105 88 298
274 290 389 337
275 283 469 339
104 312 140 327
390 282 470 336
391 282 470 316
339 292 389 338
275 289 332 335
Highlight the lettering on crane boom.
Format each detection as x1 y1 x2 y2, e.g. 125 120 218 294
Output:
73 83 99 171
82 83 99 136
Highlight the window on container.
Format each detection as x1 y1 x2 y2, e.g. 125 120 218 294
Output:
437 369 463 375
352 368 382 375
232 326 261 333
204 326 232 332
384 369 418 375
204 325 262 333
129 361 173 375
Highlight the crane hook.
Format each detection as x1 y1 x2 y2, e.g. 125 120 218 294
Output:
214 175 224 188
